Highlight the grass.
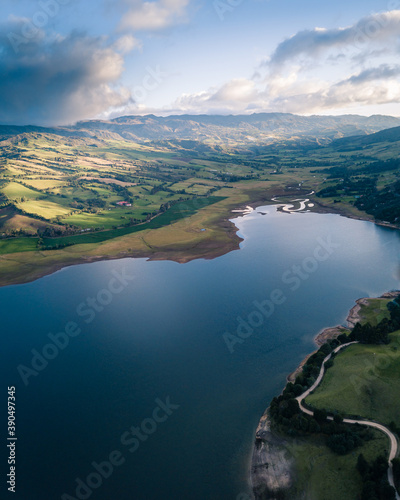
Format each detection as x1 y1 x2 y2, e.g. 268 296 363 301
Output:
0 237 38 253
3 214 55 235
272 298 400 499
0 206 15 226
285 430 388 500
2 182 43 200
0 196 229 254
358 298 391 326
306 331 400 425
23 179 64 190
17 199 73 219
0 206 63 235
63 208 138 229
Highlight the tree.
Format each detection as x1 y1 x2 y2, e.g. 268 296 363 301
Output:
314 408 328 423
334 413 343 424
357 453 369 477
293 384 304 397
379 482 396 500
308 419 320 433
280 398 300 419
392 457 400 484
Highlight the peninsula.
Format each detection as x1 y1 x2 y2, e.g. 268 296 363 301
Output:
251 292 400 500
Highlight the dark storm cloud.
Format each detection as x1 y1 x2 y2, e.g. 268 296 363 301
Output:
0 20 133 126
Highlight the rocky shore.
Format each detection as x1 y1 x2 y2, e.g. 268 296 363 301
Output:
251 413 295 500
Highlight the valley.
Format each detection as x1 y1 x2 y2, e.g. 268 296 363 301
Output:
0 113 399 287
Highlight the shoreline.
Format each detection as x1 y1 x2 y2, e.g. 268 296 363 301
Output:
286 325 349 384
308 198 400 231
286 303 361 385
286 290 400 384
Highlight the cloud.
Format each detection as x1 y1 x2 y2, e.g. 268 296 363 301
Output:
0 23 133 126
269 79 400 114
165 9 400 117
173 79 259 114
344 64 400 84
119 0 189 31
169 60 400 116
269 10 400 66
266 63 400 113
113 34 142 53
158 78 260 116
0 0 191 126
209 79 258 103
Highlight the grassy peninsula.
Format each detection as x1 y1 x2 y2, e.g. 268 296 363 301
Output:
252 293 400 500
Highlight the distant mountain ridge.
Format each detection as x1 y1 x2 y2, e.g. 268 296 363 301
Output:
1 113 400 145
330 124 400 150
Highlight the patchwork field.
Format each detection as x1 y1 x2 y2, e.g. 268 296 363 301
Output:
2 182 43 200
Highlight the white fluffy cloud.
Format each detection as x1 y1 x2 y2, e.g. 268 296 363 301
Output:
171 66 400 116
266 71 400 114
113 34 143 53
119 0 189 31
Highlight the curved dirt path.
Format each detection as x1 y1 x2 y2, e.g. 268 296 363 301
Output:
295 342 399 498
281 199 309 212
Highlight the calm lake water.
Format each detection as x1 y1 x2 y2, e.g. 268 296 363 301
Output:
1 206 399 500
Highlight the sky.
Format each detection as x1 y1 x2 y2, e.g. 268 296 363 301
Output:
0 0 400 125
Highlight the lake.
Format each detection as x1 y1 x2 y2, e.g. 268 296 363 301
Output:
1 206 399 499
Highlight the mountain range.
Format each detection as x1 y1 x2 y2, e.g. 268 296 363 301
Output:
1 113 400 146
